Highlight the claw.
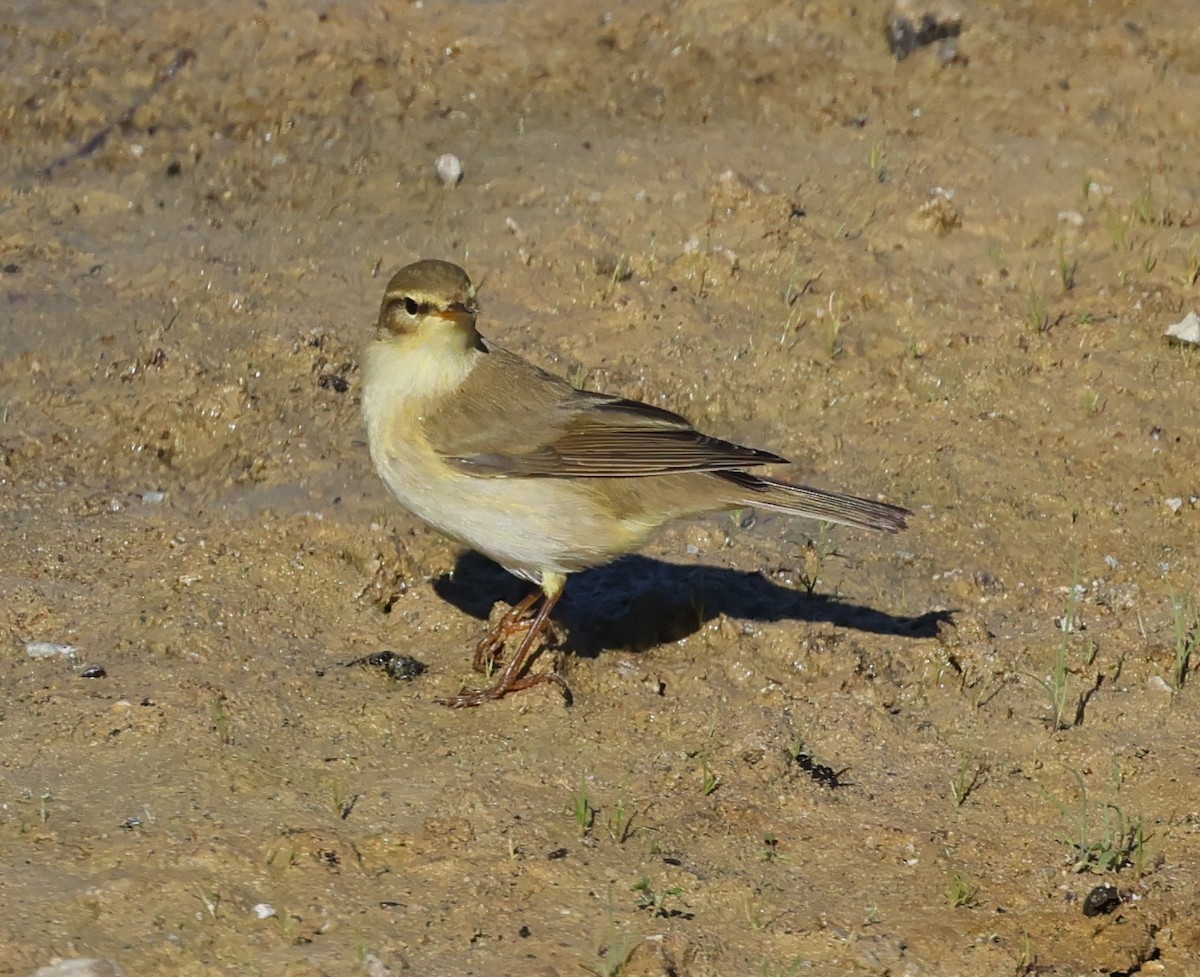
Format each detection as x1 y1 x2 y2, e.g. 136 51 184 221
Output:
436 586 571 707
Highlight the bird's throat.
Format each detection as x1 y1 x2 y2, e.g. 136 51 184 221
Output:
362 332 482 431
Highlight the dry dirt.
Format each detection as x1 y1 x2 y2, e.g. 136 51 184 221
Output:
2 1 1199 975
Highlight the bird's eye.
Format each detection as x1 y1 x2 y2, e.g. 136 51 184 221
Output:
403 297 420 315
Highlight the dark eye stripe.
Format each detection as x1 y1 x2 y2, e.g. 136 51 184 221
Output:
384 296 428 316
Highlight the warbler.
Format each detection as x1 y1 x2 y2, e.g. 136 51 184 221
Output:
362 259 909 707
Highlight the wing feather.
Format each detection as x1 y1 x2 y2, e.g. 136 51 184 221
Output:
424 345 786 479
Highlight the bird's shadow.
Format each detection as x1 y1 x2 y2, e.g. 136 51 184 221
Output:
433 550 949 659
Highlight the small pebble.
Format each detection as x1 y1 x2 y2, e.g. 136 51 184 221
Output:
1165 497 1183 514
30 961 127 977
363 953 394 977
434 153 463 186
1147 675 1173 694
26 641 77 659
80 665 107 679
1164 310 1200 345
141 490 167 504
252 903 277 919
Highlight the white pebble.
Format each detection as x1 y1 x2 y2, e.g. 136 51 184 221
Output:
1147 675 1173 694
252 903 277 919
142 490 166 504
363 954 394 977
31 961 127 977
26 641 77 659
1165 497 1183 514
1056 210 1085 227
434 153 463 186
1164 310 1200 345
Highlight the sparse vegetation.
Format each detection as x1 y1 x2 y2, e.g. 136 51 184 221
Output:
1047 769 1150 874
1026 637 1072 731
605 787 635 844
824 293 845 358
1056 237 1077 292
947 871 977 908
1132 177 1166 226
867 141 885 172
758 834 780 863
571 775 595 836
1170 594 1197 690
632 878 684 917
1024 579 1093 730
606 254 631 297
1105 205 1131 253
208 694 233 745
331 781 361 821
589 904 641 977
797 525 837 596
568 363 591 389
195 885 222 920
1023 283 1048 334
1184 249 1200 287
1015 932 1037 975
17 787 55 826
951 751 986 808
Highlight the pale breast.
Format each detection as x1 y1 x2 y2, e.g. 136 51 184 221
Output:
372 443 652 578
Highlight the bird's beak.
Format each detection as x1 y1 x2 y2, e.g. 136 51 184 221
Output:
432 302 475 324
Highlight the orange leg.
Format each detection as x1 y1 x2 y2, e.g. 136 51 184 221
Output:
470 590 542 674
436 587 571 708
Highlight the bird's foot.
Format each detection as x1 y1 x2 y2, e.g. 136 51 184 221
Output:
438 588 569 708
471 593 564 674
472 601 537 673
434 669 572 709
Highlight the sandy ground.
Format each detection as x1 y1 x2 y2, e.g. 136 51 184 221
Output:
2 1 1199 974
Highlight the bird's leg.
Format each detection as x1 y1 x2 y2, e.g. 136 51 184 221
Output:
471 590 543 675
436 586 570 708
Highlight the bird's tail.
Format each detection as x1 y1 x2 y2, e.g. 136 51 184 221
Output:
717 470 909 533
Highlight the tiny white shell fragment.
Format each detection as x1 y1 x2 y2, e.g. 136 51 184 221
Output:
1164 310 1200 345
434 153 463 186
26 641 77 659
30 960 127 977
1147 675 1173 694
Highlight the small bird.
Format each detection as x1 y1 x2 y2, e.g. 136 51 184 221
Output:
362 259 910 707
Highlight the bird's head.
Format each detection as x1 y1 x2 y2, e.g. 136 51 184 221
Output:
376 259 480 344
